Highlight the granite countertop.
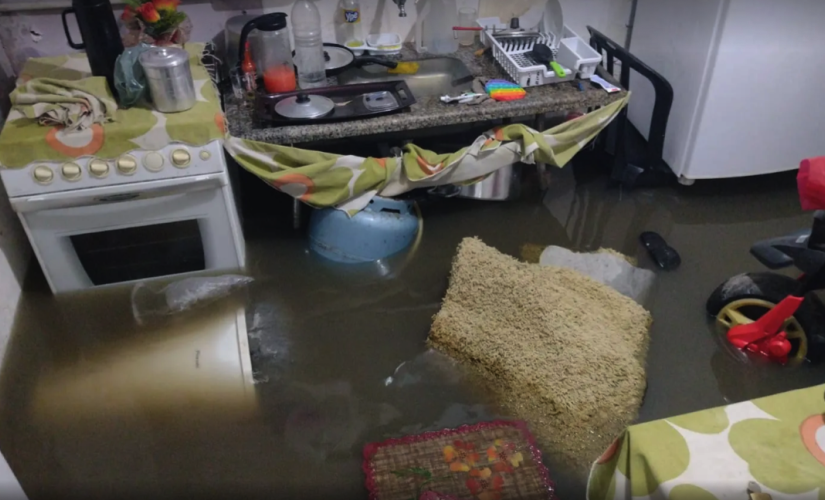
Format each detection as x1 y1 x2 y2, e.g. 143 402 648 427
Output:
225 44 626 145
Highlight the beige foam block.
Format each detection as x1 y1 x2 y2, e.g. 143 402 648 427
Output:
429 237 651 469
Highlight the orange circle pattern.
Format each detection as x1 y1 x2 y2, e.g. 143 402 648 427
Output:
416 155 444 175
800 414 825 467
45 124 105 157
214 113 227 135
270 173 314 201
596 438 621 465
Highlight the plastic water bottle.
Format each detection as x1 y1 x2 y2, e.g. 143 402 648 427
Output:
342 0 364 48
291 0 326 89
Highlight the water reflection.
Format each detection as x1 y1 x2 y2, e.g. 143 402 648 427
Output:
283 381 401 463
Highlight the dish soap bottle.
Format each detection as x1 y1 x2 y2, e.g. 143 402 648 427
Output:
291 0 326 89
342 0 364 49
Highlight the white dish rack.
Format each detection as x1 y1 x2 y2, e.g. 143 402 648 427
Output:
478 18 603 88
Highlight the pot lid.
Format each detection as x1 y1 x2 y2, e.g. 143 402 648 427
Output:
139 47 189 69
274 93 334 119
323 44 355 71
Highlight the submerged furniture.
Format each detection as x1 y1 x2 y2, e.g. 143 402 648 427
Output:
581 27 674 189
308 197 419 263
588 383 825 499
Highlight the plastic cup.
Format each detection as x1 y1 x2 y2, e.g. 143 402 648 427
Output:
458 7 477 47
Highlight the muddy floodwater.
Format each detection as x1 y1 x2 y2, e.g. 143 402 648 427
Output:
1 167 823 499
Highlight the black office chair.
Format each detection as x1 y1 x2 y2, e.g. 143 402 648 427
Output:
580 26 675 188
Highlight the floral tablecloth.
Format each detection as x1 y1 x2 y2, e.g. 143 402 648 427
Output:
226 93 629 214
0 43 225 169
588 384 825 500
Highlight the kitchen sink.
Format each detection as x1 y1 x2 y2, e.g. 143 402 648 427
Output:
337 57 474 98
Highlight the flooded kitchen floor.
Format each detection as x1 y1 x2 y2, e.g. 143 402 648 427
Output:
1 165 824 499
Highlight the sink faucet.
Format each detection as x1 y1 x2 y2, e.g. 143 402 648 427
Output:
392 0 407 17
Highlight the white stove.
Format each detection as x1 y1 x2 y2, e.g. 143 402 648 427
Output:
1 141 245 294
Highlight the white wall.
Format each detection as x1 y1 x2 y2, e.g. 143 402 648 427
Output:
260 0 629 46
560 0 630 43
261 0 480 45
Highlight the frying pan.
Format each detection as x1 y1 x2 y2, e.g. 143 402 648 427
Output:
294 43 398 77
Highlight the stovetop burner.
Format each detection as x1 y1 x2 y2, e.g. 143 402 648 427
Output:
255 80 416 125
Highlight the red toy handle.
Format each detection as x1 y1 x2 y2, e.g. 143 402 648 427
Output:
452 26 484 31
727 295 804 363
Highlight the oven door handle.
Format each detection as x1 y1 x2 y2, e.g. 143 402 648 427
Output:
11 174 227 213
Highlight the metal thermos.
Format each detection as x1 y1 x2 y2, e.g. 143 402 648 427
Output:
139 47 197 113
61 0 124 94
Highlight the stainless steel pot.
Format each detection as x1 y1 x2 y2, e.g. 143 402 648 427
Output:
139 47 196 113
457 164 522 201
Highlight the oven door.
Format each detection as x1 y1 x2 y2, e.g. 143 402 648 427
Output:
17 174 244 293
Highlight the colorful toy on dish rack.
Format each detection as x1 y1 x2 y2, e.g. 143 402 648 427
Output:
706 157 825 365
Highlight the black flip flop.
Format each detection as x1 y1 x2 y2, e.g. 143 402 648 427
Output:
640 231 681 270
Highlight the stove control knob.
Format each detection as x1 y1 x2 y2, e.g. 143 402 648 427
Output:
61 162 82 181
89 159 109 178
199 150 211 161
143 152 164 172
117 155 138 175
33 165 54 184
171 149 191 168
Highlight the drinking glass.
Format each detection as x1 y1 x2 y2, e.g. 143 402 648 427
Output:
458 7 477 47
228 67 245 100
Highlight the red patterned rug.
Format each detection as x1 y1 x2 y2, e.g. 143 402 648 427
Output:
363 420 555 500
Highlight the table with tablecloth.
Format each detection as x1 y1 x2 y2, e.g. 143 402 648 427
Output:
587 384 825 500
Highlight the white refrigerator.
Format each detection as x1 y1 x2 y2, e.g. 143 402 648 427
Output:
627 0 825 182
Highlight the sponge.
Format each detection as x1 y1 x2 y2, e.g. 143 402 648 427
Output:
485 79 526 101
387 62 420 75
